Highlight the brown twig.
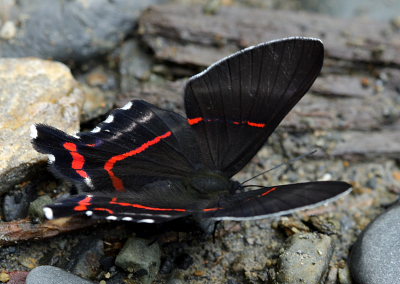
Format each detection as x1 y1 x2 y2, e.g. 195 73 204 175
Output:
0 217 98 246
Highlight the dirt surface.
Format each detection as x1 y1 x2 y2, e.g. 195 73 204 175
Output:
0 1 399 284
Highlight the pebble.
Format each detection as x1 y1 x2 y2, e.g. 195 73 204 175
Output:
276 233 334 284
66 239 104 279
26 266 94 284
3 183 37 221
350 204 400 284
115 237 161 284
28 195 53 220
0 58 83 194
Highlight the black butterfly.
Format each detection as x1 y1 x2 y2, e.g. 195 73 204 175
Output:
31 37 351 224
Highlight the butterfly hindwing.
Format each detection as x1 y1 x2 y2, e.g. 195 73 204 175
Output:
184 37 324 177
201 181 350 220
32 100 202 192
43 180 221 223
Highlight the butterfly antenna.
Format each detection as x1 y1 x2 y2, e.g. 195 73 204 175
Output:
241 149 317 185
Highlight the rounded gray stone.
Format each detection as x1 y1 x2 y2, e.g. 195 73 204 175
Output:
115 237 161 284
26 266 94 284
350 204 400 284
276 232 334 284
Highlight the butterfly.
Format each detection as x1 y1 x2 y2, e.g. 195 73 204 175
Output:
31 37 351 224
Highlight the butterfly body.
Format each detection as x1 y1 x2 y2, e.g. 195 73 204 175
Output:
31 37 351 223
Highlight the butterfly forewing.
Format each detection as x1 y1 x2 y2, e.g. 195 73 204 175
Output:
185 38 324 177
32 100 202 193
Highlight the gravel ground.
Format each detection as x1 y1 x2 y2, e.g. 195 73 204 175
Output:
0 1 399 283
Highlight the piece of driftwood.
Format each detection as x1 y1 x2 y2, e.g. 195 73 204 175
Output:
136 4 400 159
138 4 400 67
0 217 97 246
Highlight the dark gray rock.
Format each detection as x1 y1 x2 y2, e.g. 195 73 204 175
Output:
119 39 153 93
3 183 37 221
276 233 334 284
350 204 400 284
66 239 104 279
0 0 165 62
26 265 94 284
115 237 161 284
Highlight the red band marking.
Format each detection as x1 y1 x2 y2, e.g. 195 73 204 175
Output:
110 198 187 212
188 117 203 125
188 117 266 128
247 121 266 128
104 131 172 191
203 207 223 212
86 144 96 147
94 208 114 214
74 196 92 211
261 187 278 196
63 142 89 179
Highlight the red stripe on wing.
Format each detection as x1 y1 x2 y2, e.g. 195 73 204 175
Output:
188 117 266 128
73 195 92 211
110 197 187 212
94 208 114 214
188 117 203 125
63 142 90 179
104 131 173 191
261 187 278 196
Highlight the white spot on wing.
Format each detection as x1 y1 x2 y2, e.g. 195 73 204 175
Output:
85 210 93 216
138 219 155 223
106 216 117 220
121 101 133 110
122 217 133 221
91 127 101 133
104 115 114 123
30 125 38 139
321 173 332 181
43 207 53 220
84 177 94 188
48 154 55 164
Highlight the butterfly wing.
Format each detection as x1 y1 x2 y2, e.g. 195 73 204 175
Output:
199 181 351 220
31 100 203 193
43 181 351 222
184 37 324 177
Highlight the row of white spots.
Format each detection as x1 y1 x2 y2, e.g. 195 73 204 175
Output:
44 206 156 224
89 101 132 133
104 215 154 223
